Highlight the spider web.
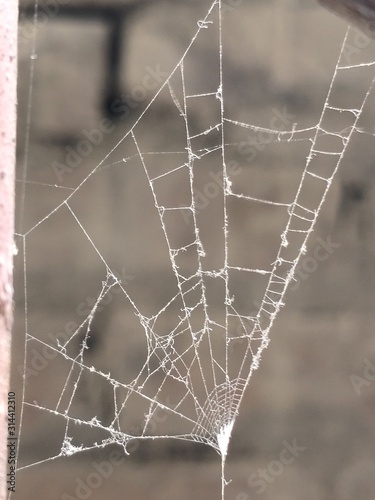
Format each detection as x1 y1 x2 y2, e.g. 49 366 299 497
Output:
14 1 375 499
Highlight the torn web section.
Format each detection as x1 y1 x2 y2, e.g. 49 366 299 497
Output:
119 3 237 450
16 1 234 471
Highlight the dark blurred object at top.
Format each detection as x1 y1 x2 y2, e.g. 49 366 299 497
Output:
19 0 153 117
319 0 375 37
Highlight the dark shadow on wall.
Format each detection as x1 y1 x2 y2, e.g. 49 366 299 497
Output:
19 0 154 117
